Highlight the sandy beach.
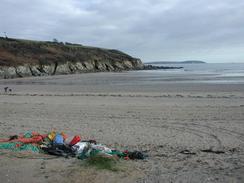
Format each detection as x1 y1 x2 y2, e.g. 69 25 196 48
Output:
0 71 244 183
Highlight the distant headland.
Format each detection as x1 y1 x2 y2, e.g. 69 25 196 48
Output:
146 60 206 64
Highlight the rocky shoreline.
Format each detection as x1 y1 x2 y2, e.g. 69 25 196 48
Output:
0 59 142 79
0 62 183 79
143 64 183 70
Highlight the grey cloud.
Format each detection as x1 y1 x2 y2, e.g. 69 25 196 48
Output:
0 0 244 62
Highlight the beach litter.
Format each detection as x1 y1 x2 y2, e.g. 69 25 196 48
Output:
0 131 147 163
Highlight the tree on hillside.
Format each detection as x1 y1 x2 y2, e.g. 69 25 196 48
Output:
53 38 58 43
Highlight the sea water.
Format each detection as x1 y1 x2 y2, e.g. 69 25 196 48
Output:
138 63 244 84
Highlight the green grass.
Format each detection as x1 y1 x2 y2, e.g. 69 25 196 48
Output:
84 156 120 172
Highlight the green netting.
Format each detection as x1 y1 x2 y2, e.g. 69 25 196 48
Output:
77 148 126 160
0 142 40 153
23 131 32 138
110 150 126 157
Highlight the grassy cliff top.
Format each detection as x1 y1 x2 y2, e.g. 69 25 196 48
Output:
0 37 137 67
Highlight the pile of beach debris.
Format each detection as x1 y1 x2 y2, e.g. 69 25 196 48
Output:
0 131 146 160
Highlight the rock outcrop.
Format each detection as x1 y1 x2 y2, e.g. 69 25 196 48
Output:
143 64 183 70
0 37 144 79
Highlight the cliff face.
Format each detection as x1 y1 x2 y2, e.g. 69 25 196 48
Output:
0 37 143 79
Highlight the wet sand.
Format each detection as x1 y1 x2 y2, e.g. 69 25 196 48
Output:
0 71 244 183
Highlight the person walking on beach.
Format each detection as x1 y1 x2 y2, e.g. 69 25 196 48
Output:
4 87 8 93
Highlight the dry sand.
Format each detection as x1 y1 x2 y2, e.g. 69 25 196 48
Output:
0 71 244 183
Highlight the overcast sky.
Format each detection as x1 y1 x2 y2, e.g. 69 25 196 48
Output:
1 0 244 63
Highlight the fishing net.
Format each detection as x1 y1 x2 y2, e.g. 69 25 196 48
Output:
0 142 40 153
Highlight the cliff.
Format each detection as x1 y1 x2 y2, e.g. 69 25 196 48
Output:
0 37 144 79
